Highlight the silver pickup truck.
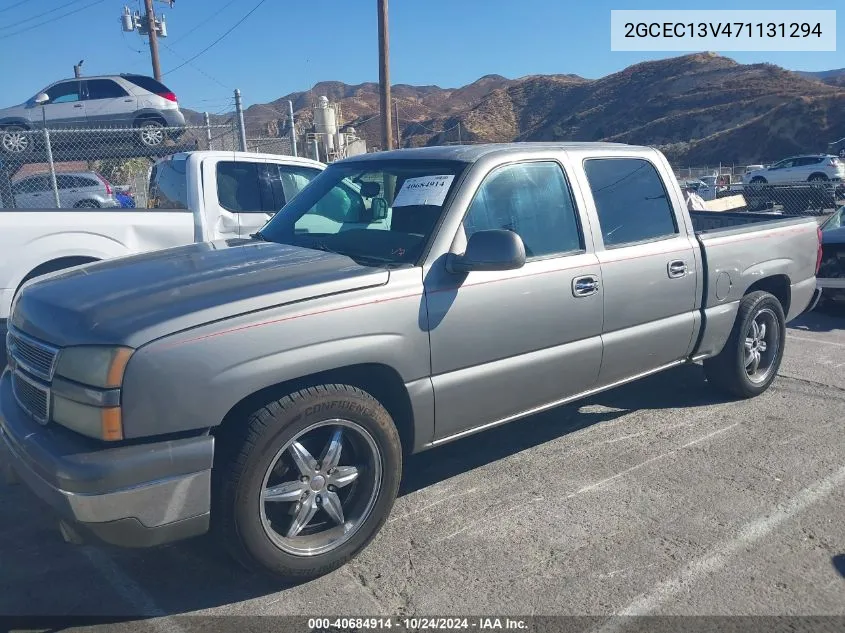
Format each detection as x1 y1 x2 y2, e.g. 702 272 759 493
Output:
1 143 823 580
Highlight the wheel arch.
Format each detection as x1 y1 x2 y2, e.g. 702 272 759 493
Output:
214 363 417 457
16 255 101 295
745 274 791 316
133 110 167 126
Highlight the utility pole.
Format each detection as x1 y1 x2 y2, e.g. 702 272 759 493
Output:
122 4 169 80
394 100 401 148
288 100 298 157
377 0 393 151
144 0 162 80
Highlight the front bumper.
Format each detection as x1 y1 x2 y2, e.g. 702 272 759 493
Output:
0 369 212 547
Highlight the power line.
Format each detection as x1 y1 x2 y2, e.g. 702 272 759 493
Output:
162 0 268 76
0 0 88 31
0 0 27 15
167 0 231 46
1 0 106 39
159 39 233 91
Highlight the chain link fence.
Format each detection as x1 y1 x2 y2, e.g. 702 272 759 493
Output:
0 121 297 210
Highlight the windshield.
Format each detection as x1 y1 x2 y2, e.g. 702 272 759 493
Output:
258 159 467 265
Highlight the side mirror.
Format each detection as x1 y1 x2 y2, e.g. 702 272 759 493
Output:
446 229 526 274
34 93 50 106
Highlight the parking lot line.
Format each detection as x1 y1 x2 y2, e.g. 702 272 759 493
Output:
787 333 845 348
80 546 187 632
591 463 845 628
436 421 741 543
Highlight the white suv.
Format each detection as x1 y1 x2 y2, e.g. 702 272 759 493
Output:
0 74 186 155
743 154 845 184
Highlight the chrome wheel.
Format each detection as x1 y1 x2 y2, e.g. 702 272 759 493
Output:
744 307 779 384
1 128 29 153
259 418 382 557
138 122 165 147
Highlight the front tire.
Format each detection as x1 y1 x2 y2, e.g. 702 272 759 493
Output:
1 125 32 155
703 291 786 398
213 384 402 581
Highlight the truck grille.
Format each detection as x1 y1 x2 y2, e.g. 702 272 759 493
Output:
7 328 58 381
11 370 50 424
7 327 58 425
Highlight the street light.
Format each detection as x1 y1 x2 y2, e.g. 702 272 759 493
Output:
34 92 60 208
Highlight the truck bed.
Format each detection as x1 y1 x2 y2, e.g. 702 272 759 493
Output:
688 210 814 233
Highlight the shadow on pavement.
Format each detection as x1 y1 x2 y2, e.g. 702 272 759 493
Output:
833 554 845 579
791 302 845 333
1 363 731 616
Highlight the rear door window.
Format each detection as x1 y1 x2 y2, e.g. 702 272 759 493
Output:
584 157 678 248
86 79 129 100
216 161 263 212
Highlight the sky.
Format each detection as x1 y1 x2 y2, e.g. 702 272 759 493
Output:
0 0 842 114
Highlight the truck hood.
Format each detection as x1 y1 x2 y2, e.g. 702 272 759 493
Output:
10 239 390 348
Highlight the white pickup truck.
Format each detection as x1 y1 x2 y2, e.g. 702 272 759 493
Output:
0 150 326 343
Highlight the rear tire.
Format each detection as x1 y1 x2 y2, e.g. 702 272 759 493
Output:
213 384 402 581
74 200 100 208
703 291 786 399
135 119 167 148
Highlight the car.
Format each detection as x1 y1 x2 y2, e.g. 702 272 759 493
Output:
10 171 119 209
816 205 845 307
0 142 822 582
0 74 187 155
743 154 845 184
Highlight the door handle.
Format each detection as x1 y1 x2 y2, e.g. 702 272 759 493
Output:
572 275 600 297
73 104 83 108
667 260 688 279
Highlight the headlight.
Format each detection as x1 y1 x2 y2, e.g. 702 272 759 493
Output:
52 346 133 441
52 395 123 441
54 346 133 389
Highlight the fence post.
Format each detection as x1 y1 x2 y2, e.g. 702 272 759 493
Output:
234 89 247 152
43 128 60 208
204 112 212 150
288 100 297 157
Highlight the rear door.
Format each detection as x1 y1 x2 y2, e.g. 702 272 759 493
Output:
83 79 135 127
38 81 86 128
579 156 698 386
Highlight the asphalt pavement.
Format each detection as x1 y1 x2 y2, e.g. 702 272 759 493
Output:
1 306 844 629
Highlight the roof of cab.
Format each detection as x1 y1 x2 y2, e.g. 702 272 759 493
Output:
334 142 654 165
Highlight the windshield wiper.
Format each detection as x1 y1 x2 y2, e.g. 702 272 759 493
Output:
250 231 268 241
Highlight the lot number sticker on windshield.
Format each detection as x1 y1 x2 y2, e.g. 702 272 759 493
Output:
392 175 455 207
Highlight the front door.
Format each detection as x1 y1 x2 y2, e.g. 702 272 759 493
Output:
580 157 698 387
426 158 605 441
36 81 86 128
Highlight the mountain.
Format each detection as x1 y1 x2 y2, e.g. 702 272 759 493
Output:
183 53 845 165
796 68 845 88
